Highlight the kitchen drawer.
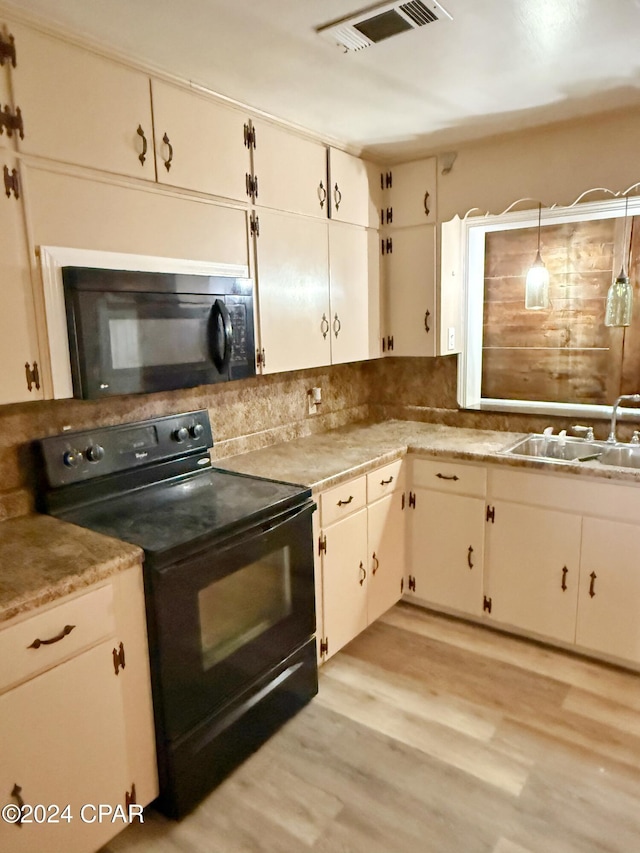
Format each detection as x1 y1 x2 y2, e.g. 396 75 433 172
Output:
411 457 487 498
320 476 367 527
0 584 115 693
367 460 405 503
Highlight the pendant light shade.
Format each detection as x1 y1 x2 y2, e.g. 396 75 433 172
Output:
605 195 633 327
525 203 550 310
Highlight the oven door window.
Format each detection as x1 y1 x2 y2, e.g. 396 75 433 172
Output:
198 545 293 670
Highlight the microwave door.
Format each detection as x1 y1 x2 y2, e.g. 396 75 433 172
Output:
209 298 233 375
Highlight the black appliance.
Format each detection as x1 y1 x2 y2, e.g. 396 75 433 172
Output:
62 267 255 399
37 411 317 818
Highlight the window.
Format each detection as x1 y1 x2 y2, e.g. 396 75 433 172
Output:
457 196 640 417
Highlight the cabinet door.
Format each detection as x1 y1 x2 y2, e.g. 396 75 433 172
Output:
151 79 249 201
328 148 378 228
386 158 436 228
486 502 581 643
384 224 436 356
252 121 327 218
408 489 485 617
577 518 640 664
439 215 463 355
368 492 405 624
328 221 373 365
0 157 43 403
0 34 14 152
321 508 368 659
254 209 330 373
12 23 154 180
0 641 130 853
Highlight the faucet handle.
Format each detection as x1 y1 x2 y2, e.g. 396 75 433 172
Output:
572 424 594 441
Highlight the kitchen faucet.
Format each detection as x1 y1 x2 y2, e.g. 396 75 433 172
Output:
607 394 640 443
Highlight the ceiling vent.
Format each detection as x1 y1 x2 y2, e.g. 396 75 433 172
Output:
316 0 452 52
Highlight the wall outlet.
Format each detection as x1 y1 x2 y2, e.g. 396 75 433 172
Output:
308 387 322 415
447 327 456 351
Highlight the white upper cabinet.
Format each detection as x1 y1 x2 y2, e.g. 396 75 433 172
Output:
328 148 379 228
0 156 43 404
383 224 436 357
382 158 437 228
254 208 330 373
10 23 154 179
251 121 327 218
151 80 250 201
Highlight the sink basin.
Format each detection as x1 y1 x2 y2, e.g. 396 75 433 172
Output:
501 434 606 463
598 444 640 469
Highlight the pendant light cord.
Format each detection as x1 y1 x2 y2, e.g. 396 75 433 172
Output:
537 202 542 253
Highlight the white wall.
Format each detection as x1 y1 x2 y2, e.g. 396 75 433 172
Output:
436 107 640 222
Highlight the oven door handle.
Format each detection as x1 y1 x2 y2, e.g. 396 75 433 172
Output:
210 298 233 373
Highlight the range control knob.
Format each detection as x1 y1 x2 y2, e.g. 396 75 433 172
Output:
189 423 204 439
172 426 189 443
63 449 83 468
86 444 105 463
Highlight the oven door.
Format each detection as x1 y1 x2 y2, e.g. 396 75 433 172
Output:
66 289 255 398
146 499 316 741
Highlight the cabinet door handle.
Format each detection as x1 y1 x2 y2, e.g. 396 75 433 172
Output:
162 132 173 171
467 546 474 569
372 553 379 574
28 624 75 649
136 124 148 166
589 571 597 598
424 310 431 333
561 565 568 591
333 313 341 338
320 313 330 339
359 562 366 585
10 784 24 826
334 183 342 211
337 495 353 507
380 476 394 485
424 190 430 217
318 180 327 209
436 473 459 481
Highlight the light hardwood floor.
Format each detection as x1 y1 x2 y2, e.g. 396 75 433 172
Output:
102 603 640 853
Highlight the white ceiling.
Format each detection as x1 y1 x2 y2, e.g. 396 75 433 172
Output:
6 0 640 161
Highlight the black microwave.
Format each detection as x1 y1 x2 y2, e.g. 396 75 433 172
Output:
62 267 255 399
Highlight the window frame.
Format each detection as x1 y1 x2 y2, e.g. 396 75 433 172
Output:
457 195 640 418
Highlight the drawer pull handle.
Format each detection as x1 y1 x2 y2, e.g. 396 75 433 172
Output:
372 552 379 574
27 624 75 649
337 495 354 506
11 783 24 826
589 571 597 598
359 562 366 586
162 132 173 171
467 546 474 569
380 476 394 485
136 124 148 166
561 565 568 591
436 473 459 481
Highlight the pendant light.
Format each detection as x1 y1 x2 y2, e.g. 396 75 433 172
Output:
605 195 633 327
525 203 550 310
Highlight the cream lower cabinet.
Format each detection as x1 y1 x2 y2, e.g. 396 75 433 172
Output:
0 565 157 853
577 517 640 664
317 461 405 661
0 156 43 404
406 458 486 617
484 502 582 644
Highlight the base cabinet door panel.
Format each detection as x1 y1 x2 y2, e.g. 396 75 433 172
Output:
0 641 130 853
486 502 581 643
408 489 485 616
367 492 405 624
321 508 368 660
577 518 640 664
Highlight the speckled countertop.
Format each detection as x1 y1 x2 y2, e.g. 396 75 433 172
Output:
0 514 142 624
215 420 640 489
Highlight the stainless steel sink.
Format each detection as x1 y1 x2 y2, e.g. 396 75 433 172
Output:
598 444 640 469
501 434 607 463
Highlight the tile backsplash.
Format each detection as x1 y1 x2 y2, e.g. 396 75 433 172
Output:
0 355 626 522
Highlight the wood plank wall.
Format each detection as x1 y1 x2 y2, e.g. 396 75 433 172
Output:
482 216 639 404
